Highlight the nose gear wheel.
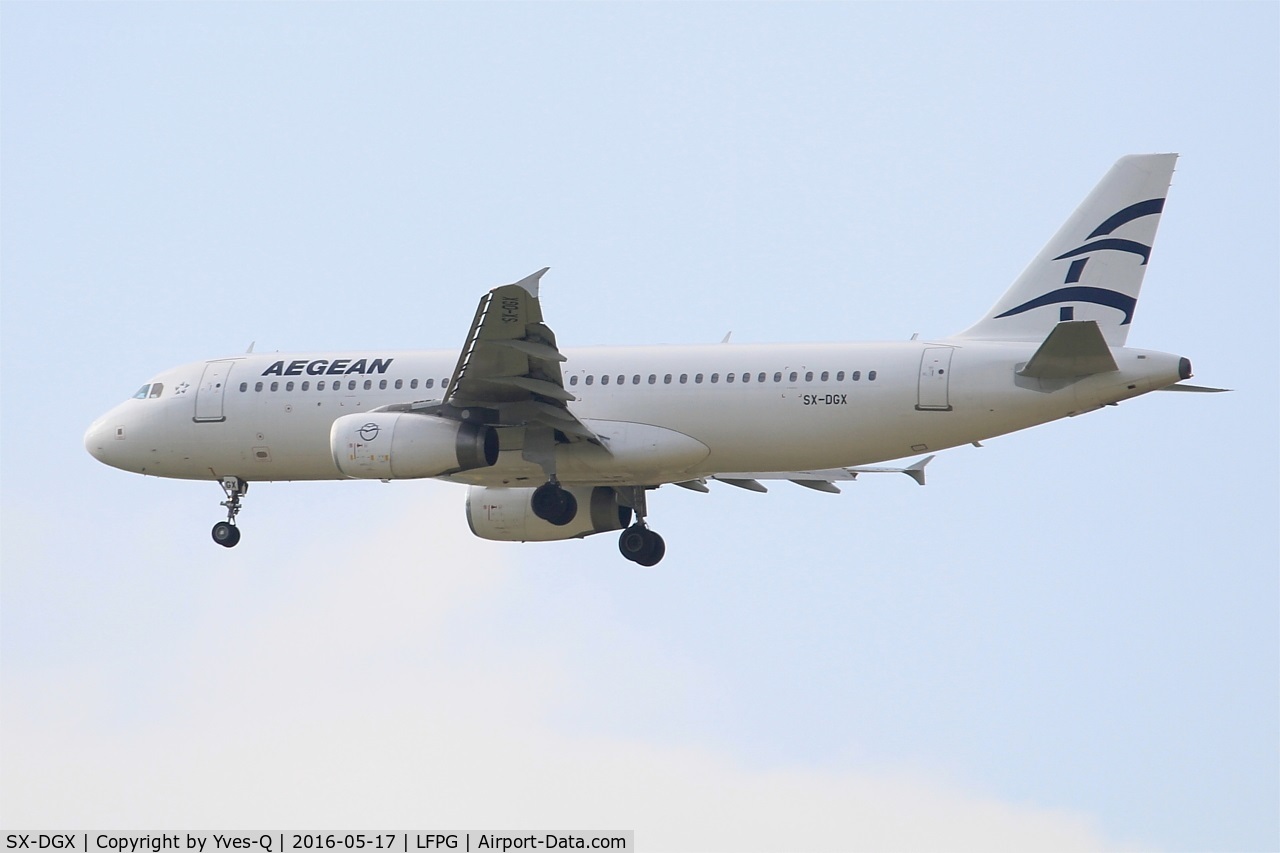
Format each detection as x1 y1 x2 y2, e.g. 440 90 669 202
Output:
212 476 248 548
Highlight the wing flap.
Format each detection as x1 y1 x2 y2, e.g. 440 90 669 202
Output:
443 269 600 445
715 456 934 489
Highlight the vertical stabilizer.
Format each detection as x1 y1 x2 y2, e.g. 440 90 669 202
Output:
955 154 1177 346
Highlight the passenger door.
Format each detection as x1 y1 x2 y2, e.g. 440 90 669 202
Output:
194 360 234 422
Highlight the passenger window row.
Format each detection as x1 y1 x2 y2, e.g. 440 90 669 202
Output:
239 378 449 393
235 368 880 394
568 370 878 387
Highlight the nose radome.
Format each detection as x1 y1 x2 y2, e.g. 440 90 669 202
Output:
85 414 129 468
84 418 110 463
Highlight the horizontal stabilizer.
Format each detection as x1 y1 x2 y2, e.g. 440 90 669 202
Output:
1158 383 1231 393
1018 320 1118 379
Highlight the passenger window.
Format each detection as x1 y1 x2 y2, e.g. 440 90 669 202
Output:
710 373 719 383
633 375 641 385
133 385 151 399
852 371 861 381
348 380 356 391
302 381 310 391
379 380 387 390
789 372 798 382
270 382 279 392
239 382 248 392
425 378 434 388
836 371 845 381
648 374 656 384
318 381 326 391
601 375 610 385
739 372 747 383
569 375 579 386
394 379 403 390
820 371 829 382
664 374 672 384
679 374 688 384
805 372 813 382
442 378 448 388
725 373 735 383
695 374 704 384
410 379 418 389
774 372 782 382
617 375 625 385
286 381 295 392
758 372 766 383
586 375 594 386
869 370 877 381
255 382 263 392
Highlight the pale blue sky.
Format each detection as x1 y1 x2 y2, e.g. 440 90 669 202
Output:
2 3 1277 850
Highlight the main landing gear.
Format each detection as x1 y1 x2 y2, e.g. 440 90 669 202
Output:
618 524 665 566
530 480 668 565
212 476 247 548
531 479 577 526
615 485 665 566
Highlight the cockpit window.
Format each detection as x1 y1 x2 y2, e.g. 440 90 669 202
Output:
149 383 164 398
132 383 164 400
133 384 151 399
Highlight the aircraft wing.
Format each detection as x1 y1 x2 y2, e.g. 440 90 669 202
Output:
706 456 935 493
443 268 599 443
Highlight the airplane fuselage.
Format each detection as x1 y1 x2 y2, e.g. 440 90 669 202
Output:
85 339 1187 486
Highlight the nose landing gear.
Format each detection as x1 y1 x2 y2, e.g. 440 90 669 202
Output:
212 476 247 548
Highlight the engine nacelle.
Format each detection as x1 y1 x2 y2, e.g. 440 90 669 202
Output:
465 485 633 542
331 412 498 479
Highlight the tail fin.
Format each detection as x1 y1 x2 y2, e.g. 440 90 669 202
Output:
955 154 1177 346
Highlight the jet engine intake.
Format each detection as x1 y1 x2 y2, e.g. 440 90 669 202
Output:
331 412 498 479
465 485 633 542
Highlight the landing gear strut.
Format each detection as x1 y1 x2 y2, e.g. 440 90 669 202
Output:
616 486 665 566
531 479 577 526
212 476 247 548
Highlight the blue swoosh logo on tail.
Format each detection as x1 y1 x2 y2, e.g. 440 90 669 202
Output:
995 197 1164 326
1054 238 1152 265
1087 198 1165 238
995 286 1137 325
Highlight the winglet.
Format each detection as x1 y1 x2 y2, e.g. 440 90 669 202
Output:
844 454 934 485
904 455 934 486
509 267 550 298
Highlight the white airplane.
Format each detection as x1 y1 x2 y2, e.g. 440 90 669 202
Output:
86 154 1223 565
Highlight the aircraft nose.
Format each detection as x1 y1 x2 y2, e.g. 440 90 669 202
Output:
85 410 131 469
84 417 113 463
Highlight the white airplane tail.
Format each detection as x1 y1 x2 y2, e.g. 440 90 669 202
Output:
955 153 1178 346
